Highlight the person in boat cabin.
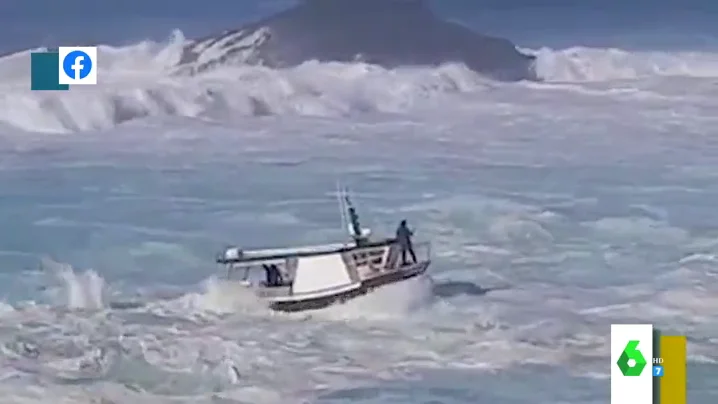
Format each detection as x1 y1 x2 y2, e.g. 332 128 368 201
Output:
262 263 284 286
395 219 417 265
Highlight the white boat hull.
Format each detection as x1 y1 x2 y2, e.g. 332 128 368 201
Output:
268 260 430 312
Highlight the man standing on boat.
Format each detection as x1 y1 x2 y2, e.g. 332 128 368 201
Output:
396 219 417 265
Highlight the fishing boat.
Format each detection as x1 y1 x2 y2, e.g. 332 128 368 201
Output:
215 188 431 312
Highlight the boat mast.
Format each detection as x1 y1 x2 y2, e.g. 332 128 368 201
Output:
337 182 348 235
339 187 368 245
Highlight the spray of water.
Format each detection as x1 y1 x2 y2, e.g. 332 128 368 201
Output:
40 258 106 310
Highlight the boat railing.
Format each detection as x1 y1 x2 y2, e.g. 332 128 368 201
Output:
411 241 431 263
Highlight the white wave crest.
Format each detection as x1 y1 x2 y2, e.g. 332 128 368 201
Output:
530 46 718 82
162 276 267 315
1 30 718 133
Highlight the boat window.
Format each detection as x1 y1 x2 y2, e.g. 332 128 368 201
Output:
285 257 298 280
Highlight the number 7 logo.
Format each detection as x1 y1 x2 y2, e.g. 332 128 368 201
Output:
653 365 664 376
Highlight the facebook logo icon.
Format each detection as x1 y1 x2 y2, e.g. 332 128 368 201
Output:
58 47 97 85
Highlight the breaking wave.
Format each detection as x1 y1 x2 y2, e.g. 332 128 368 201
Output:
529 46 718 82
2 30 718 133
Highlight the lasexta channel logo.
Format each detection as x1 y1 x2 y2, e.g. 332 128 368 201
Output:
616 340 647 376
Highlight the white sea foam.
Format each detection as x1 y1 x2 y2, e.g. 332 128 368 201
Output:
2 31 718 133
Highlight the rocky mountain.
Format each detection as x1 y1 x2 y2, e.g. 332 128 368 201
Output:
177 0 536 81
